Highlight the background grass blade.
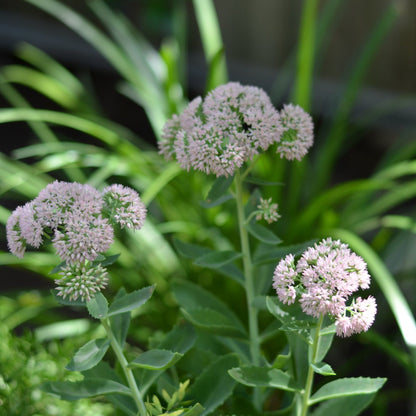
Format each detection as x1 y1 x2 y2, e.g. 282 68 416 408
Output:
192 0 228 90
313 3 402 193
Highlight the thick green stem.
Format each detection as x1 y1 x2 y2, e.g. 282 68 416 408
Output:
101 318 147 416
235 169 262 409
235 170 260 364
299 314 324 416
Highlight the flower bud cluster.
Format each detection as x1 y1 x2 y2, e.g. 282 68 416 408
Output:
256 197 281 224
273 238 377 337
159 82 314 177
6 181 147 301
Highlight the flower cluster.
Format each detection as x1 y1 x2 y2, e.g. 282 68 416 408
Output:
273 238 377 337
159 82 314 177
277 104 314 161
256 197 281 224
6 181 147 301
55 262 109 302
102 184 147 230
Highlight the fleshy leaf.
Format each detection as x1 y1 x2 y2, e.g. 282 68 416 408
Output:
107 285 155 317
311 362 336 376
246 222 282 245
96 253 120 267
194 250 242 268
188 354 239 415
228 366 298 392
87 293 108 319
41 378 130 400
66 338 110 372
173 241 244 285
180 307 247 338
173 239 210 260
157 320 196 354
272 353 291 369
200 194 233 208
309 377 387 405
173 280 244 327
182 403 205 416
205 175 234 202
311 393 377 416
129 349 183 370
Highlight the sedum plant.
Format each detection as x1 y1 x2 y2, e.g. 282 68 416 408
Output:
2 0 414 413
5 82 387 415
157 81 385 415
6 181 203 416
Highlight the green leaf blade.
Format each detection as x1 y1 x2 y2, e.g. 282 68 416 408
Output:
194 250 242 268
311 393 378 416
180 307 247 338
188 354 239 416
107 285 155 317
228 366 298 392
129 349 183 371
66 338 110 372
309 377 387 405
87 293 108 319
41 378 131 400
246 222 282 245
311 362 336 376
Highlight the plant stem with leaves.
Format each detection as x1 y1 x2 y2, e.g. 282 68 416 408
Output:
101 318 147 416
299 314 324 416
235 169 262 410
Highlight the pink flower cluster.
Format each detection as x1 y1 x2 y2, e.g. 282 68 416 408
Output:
159 82 314 177
6 181 147 301
102 184 147 230
277 104 314 161
273 238 377 337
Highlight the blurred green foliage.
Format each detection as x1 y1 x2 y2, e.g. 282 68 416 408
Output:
0 293 113 416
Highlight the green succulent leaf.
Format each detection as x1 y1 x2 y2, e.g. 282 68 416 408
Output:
311 393 378 416
107 285 155 317
228 366 298 392
194 250 242 268
309 377 387 405
129 349 183 371
311 362 336 376
66 338 110 372
180 307 247 338
188 354 239 416
204 175 234 202
246 222 282 245
87 293 108 319
40 378 131 400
